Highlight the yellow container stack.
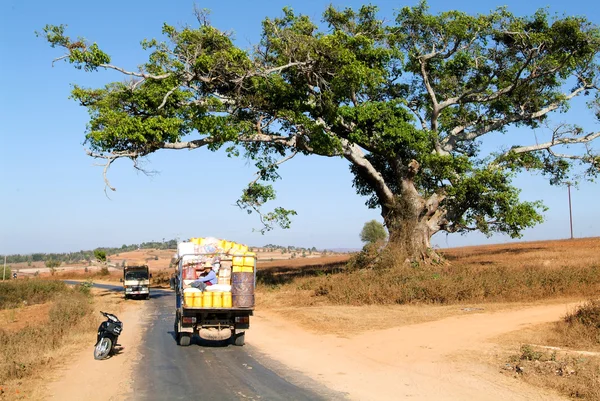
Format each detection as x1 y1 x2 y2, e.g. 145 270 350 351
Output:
184 292 194 307
202 291 213 308
182 238 253 309
193 292 203 307
212 291 223 308
243 252 255 272
232 252 244 273
223 292 232 308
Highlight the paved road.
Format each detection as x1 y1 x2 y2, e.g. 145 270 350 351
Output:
65 281 342 400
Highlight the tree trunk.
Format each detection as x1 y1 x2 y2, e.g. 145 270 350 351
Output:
383 204 443 262
382 161 445 262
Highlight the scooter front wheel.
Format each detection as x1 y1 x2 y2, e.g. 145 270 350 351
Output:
94 337 112 360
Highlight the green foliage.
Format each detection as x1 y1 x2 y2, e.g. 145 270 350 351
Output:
78 279 94 296
360 220 388 244
40 2 600 248
93 249 107 262
44 259 61 268
1 265 11 280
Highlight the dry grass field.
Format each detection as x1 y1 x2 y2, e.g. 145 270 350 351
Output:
0 280 129 400
441 237 600 270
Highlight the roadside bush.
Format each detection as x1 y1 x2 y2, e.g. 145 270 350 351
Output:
551 300 600 348
0 279 68 309
49 292 92 333
99 266 109 276
1 265 12 280
78 279 94 296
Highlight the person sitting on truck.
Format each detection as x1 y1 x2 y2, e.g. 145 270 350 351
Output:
190 261 217 291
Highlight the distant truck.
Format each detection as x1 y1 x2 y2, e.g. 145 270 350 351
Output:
121 262 151 300
171 238 255 347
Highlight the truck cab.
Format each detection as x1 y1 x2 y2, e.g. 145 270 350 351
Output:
122 262 151 300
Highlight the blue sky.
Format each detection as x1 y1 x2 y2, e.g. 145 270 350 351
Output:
1 0 598 254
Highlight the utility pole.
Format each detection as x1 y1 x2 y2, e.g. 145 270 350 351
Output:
568 183 574 240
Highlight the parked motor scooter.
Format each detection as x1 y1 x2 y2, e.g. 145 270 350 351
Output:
94 311 123 360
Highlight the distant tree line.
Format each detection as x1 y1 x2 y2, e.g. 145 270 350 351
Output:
3 239 178 264
262 244 331 255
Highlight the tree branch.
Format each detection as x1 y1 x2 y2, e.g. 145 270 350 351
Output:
506 131 600 155
441 85 592 152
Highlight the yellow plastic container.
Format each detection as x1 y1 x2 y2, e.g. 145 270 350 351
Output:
184 292 194 307
243 252 255 267
232 266 242 273
232 253 244 267
202 291 213 307
242 266 253 273
212 291 223 308
223 292 232 308
193 292 203 307
238 245 248 253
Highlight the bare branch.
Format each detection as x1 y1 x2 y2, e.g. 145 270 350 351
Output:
91 155 116 198
99 64 171 80
507 131 600 155
51 55 69 67
441 85 592 153
157 86 179 109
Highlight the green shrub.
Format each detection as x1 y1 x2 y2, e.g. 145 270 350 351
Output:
1 265 12 280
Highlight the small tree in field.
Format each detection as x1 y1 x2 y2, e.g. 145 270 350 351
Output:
2 265 12 280
45 259 61 275
94 250 107 263
360 220 388 244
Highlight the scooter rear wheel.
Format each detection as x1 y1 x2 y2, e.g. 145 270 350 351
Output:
94 337 113 360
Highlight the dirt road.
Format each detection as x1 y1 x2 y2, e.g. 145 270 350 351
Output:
46 294 576 400
249 303 577 401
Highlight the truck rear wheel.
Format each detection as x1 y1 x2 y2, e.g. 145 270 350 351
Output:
232 332 245 346
178 333 192 346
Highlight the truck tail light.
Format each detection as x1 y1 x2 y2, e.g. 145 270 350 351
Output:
235 317 249 324
182 317 196 324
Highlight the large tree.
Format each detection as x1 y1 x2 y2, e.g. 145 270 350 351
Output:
40 2 600 260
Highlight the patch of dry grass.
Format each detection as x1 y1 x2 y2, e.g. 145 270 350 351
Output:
0 280 69 309
0 289 93 385
0 283 126 400
496 300 600 399
501 344 600 400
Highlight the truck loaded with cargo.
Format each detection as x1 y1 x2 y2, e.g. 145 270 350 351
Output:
171 237 255 346
121 261 151 300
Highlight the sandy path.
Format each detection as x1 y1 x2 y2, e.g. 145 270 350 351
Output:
249 302 579 401
45 301 146 401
